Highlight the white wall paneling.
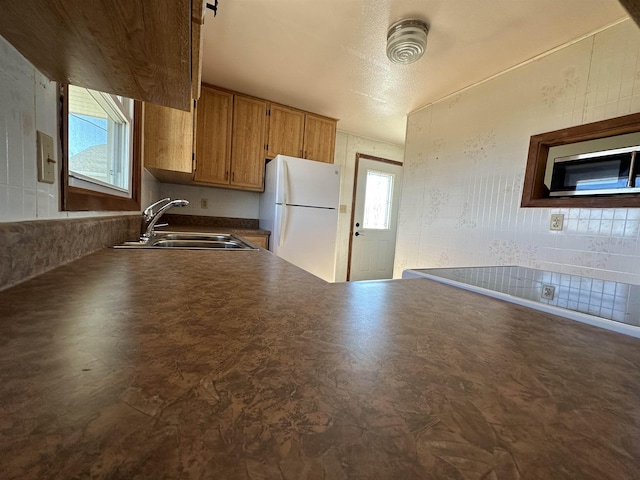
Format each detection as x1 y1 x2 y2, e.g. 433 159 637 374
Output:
396 20 640 285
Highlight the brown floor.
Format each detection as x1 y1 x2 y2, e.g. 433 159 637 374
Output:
0 248 639 479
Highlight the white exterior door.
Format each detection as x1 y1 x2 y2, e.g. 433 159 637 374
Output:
348 155 403 281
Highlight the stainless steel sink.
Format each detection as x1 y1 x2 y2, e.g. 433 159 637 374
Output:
160 233 234 242
152 239 245 249
114 232 258 250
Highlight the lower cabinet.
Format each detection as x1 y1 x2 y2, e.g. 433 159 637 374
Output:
240 234 269 249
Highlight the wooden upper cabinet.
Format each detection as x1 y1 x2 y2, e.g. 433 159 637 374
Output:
0 0 196 111
267 105 305 158
194 87 233 185
143 102 194 182
231 96 268 190
303 114 337 163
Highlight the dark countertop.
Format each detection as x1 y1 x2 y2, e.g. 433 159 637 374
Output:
1 248 639 479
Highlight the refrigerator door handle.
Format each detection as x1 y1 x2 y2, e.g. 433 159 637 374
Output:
278 160 290 247
282 159 290 206
279 202 289 247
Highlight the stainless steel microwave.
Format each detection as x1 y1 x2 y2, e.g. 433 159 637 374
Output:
549 146 640 197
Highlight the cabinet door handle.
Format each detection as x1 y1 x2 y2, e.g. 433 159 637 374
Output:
225 171 229 180
232 172 235 182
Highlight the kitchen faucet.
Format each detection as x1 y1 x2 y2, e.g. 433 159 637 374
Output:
141 198 189 240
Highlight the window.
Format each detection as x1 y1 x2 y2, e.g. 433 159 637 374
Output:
61 84 141 211
68 86 132 195
362 169 394 230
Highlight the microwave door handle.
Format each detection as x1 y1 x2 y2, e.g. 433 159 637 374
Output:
628 151 637 188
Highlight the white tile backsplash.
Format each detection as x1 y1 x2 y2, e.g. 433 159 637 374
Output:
396 19 640 285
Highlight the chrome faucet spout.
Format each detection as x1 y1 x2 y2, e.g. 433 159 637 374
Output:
141 198 189 239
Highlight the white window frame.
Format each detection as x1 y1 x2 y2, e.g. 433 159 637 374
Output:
362 169 395 230
67 87 134 198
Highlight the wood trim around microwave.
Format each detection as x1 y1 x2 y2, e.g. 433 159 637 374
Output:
521 112 640 208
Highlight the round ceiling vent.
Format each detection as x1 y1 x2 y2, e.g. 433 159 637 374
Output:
386 19 429 65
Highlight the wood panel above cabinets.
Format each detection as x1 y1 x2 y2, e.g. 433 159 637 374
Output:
0 0 203 111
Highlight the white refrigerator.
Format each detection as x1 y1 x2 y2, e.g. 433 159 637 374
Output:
259 155 341 282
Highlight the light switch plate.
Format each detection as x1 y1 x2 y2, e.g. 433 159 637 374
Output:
550 213 564 231
37 131 56 184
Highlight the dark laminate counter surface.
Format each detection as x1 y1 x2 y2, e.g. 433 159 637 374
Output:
1 248 639 479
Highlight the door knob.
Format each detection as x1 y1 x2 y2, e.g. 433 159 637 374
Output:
355 231 364 236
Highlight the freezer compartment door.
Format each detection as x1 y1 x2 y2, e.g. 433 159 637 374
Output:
272 204 338 282
274 155 341 209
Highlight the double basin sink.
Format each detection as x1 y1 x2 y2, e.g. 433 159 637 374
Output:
115 232 258 250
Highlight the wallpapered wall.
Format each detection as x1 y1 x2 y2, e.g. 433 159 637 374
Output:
395 19 640 285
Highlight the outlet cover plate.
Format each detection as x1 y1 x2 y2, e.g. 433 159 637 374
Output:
541 285 555 300
550 213 564 231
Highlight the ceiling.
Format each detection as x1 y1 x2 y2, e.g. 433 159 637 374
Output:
201 0 629 145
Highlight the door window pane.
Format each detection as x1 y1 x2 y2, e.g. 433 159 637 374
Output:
68 85 132 193
363 170 394 229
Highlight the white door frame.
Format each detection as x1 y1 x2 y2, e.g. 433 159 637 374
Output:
347 153 403 281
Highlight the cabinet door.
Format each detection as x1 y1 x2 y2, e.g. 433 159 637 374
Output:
143 102 193 173
267 104 304 158
240 234 269 249
193 86 233 185
230 95 268 190
303 114 337 163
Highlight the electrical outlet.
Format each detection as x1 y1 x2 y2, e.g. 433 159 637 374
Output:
541 285 555 300
550 213 564 231
200 198 208 209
